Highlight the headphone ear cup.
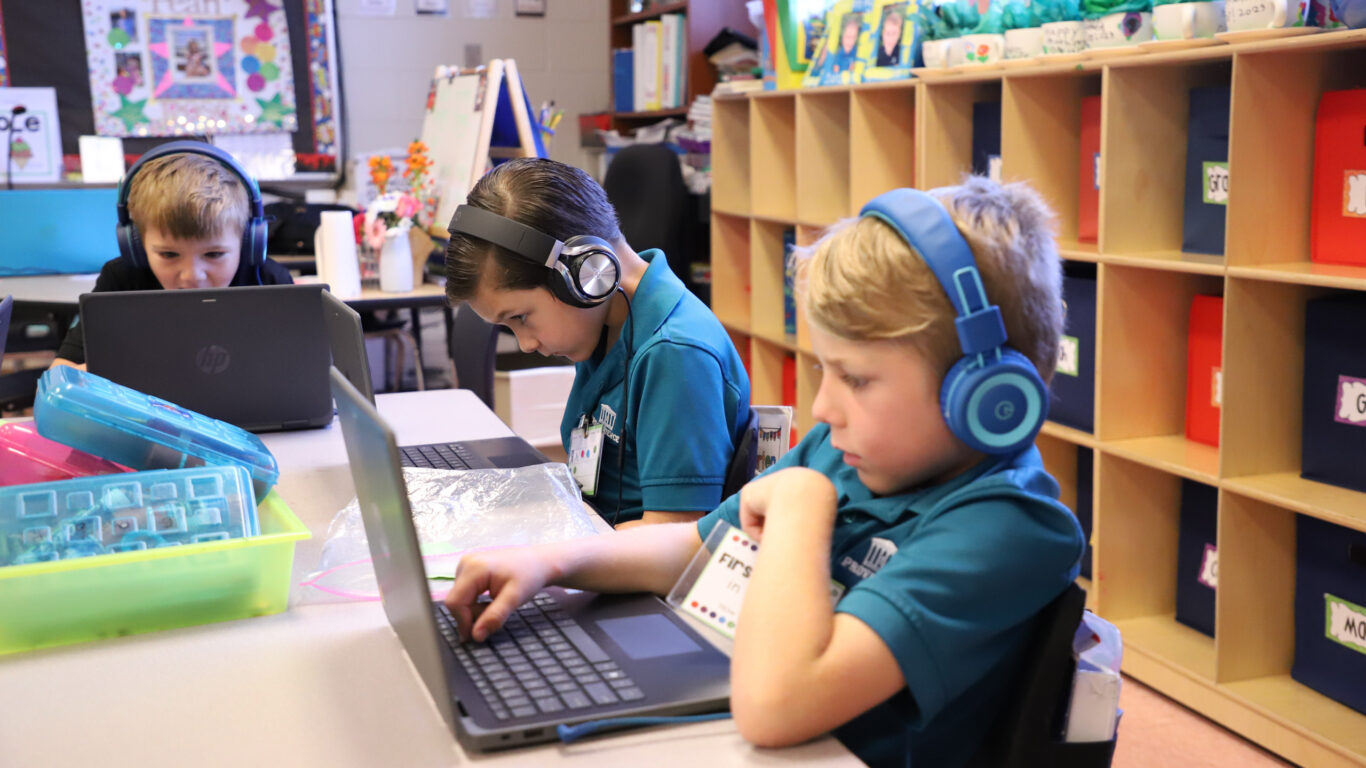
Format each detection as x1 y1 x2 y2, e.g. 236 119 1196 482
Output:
118 224 148 270
556 236 620 308
940 347 1047 455
244 217 268 269
545 268 591 308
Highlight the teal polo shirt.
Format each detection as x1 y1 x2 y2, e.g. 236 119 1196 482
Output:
561 250 751 524
698 423 1084 768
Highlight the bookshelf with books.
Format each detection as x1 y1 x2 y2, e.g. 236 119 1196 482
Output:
709 30 1366 768
608 1 757 132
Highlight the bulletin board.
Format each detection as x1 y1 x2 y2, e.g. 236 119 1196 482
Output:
0 0 344 182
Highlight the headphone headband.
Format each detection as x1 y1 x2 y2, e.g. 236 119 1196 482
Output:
448 205 564 268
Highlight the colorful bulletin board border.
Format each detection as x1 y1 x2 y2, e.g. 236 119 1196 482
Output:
0 0 9 88
303 0 338 159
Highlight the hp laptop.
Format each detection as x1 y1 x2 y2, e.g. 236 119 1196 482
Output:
82 285 332 432
321 289 375 405
330 367 731 751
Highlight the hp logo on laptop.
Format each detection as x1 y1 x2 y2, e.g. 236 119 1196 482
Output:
195 345 232 375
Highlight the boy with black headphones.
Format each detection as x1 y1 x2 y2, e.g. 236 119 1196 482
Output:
444 158 751 528
51 140 292 369
443 178 1084 768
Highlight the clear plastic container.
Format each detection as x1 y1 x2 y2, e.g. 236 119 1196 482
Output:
0 422 131 487
0 465 259 566
0 490 308 655
33 367 279 500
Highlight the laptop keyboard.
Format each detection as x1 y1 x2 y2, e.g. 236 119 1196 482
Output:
434 594 645 721
400 442 475 471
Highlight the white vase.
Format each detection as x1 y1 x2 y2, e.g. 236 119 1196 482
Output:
379 228 414 293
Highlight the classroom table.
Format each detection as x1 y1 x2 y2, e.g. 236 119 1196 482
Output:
0 390 860 767
2 274 455 384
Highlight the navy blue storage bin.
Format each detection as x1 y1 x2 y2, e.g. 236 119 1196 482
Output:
1051 270 1097 432
1175 480 1218 637
1182 86 1230 256
1076 446 1094 579
1301 293 1366 494
972 101 1002 182
1293 515 1366 716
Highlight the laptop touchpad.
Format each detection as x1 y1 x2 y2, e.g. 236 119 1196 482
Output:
596 615 701 660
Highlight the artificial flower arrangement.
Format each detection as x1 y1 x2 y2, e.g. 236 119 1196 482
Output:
359 142 440 251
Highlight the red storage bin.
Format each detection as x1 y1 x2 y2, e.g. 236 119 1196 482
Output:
1079 96 1101 244
1186 295 1223 447
1310 89 1366 267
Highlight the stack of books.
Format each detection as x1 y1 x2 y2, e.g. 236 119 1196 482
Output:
612 14 687 113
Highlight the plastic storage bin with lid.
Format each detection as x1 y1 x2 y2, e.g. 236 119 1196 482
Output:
0 422 130 487
33 366 279 501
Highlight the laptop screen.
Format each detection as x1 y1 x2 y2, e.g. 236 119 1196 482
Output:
329 367 461 731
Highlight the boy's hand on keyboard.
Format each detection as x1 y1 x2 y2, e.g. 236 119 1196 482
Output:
444 547 554 643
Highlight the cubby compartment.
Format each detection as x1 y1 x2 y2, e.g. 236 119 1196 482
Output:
795 351 821 441
850 86 915 213
1002 71 1103 256
916 79 1001 190
1095 453 1216 682
1036 434 1096 605
710 212 751 331
1220 277 1366 529
750 94 797 222
748 338 789 409
1227 43 1366 286
748 220 793 342
1096 264 1223 482
1217 491 1366 766
712 97 751 216
796 91 851 226
1100 59 1232 269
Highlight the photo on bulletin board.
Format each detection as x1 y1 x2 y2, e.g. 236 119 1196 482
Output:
860 0 920 82
802 1 870 88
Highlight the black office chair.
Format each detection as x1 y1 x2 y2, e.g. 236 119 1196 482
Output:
602 144 692 290
448 304 499 409
720 407 759 501
964 583 1118 768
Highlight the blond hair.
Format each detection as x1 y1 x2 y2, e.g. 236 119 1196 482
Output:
127 153 250 243
799 176 1064 382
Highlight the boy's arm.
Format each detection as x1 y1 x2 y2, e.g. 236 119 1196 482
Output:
730 469 906 747
445 521 702 642
619 510 704 528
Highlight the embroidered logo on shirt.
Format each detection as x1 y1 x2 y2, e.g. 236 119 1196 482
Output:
597 403 620 443
839 537 899 581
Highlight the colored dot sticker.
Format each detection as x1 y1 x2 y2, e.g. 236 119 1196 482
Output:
732 535 739 543
728 621 736 629
255 23 273 42
751 544 758 552
247 73 266 92
259 61 279 81
241 56 260 74
241 36 258 54
108 28 130 47
255 42 276 61
716 615 726 624
690 601 698 608
709 612 717 618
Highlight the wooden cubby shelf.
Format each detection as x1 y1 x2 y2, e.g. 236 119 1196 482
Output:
708 29 1366 767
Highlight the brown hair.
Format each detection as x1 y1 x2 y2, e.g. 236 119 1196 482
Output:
127 153 249 243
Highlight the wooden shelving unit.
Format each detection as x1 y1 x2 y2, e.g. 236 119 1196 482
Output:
709 29 1366 767
607 1 756 133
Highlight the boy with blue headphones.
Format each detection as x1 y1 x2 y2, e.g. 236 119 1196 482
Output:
442 177 1083 767
51 140 292 369
444 158 751 527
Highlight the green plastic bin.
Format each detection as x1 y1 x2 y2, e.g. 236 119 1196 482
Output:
0 491 309 655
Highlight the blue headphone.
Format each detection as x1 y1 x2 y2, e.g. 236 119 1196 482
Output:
860 188 1048 455
116 140 268 272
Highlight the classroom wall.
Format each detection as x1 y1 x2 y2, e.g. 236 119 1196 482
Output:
335 0 609 178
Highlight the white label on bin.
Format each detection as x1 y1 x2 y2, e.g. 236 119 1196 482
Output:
1203 162 1229 205
1198 544 1218 589
1212 368 1223 409
988 155 1003 184
1058 335 1080 378
1326 594 1366 655
1336 375 1366 426
1345 171 1366 218
1094 152 1101 191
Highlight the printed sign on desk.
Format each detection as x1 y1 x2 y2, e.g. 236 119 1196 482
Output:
0 87 62 184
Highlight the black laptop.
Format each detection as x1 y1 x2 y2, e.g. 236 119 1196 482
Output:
329 367 731 752
82 285 332 432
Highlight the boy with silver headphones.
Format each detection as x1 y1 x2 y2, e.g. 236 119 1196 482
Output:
444 158 751 527
51 140 291 370
443 177 1083 768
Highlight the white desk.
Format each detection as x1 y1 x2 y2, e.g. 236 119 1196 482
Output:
0 390 858 767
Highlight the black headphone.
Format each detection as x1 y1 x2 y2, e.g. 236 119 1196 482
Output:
116 140 268 272
447 204 621 309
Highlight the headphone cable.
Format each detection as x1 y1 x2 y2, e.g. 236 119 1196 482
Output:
611 285 634 527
